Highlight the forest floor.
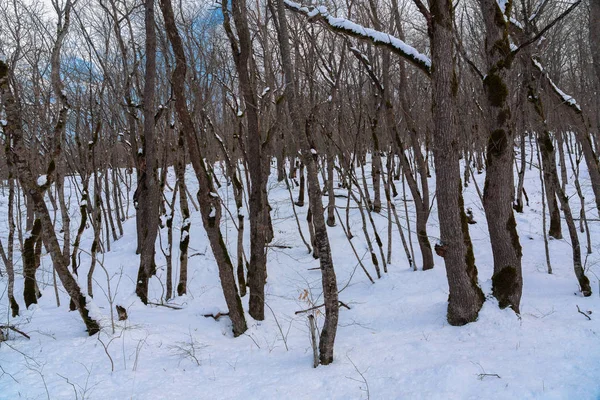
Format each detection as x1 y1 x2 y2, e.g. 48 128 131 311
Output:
1 157 600 399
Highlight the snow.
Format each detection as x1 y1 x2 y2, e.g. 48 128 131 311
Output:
0 119 7 126
532 58 581 111
284 1 431 70
1 159 600 399
529 0 544 21
510 17 523 30
496 0 508 15
37 175 47 186
260 87 271 98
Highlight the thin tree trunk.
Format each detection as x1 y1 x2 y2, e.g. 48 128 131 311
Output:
23 219 42 308
224 0 268 320
176 139 190 297
276 0 338 365
135 0 161 304
159 0 247 335
536 141 553 274
1 53 100 334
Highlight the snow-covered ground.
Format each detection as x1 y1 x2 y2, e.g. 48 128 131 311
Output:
1 155 600 399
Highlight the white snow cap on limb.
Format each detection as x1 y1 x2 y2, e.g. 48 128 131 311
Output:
532 58 581 111
284 1 431 75
37 175 47 186
496 0 508 15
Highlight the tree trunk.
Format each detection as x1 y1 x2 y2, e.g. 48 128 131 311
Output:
225 0 268 320
159 0 247 336
176 140 190 297
1 55 100 335
23 218 42 308
276 0 338 365
135 0 161 304
429 0 484 324
6 175 19 316
592 0 600 86
479 0 522 313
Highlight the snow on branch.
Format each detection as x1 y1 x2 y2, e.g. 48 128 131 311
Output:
532 58 581 112
284 1 431 76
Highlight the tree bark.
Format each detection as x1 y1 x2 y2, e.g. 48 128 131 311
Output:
159 0 247 336
135 0 161 304
479 0 522 313
224 0 268 320
590 0 600 99
429 0 484 324
1 56 100 335
277 0 339 365
176 137 190 297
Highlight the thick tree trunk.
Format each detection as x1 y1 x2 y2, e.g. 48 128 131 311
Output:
429 0 484 324
479 0 522 313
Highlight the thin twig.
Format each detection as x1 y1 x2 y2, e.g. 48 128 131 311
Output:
576 305 591 320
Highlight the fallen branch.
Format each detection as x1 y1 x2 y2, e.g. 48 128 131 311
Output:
576 305 592 320
267 244 293 249
477 373 501 380
0 325 31 340
148 302 183 310
203 312 229 320
295 300 351 314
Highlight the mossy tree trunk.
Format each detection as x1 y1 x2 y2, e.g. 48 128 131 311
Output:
479 0 522 313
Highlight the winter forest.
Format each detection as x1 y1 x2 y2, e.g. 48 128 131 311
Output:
0 0 599 397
